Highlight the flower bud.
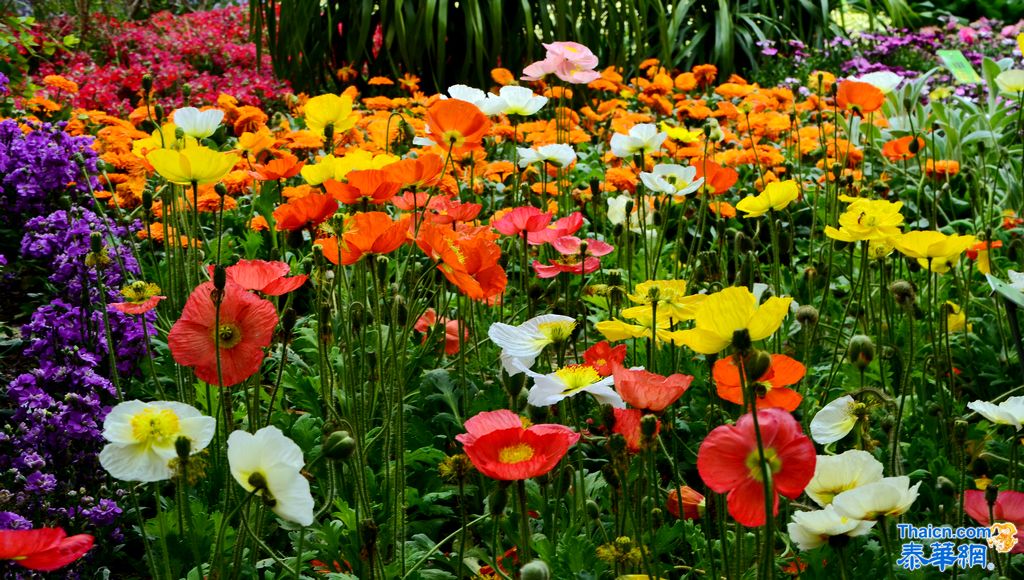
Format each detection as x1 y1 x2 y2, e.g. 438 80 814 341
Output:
181 84 192 100
847 335 875 369
154 104 164 122
214 183 228 198
89 231 103 254
742 349 773 381
520 560 551 580
174 127 185 141
213 265 227 291
323 430 357 461
986 484 999 509
323 123 335 145
175 436 191 461
890 280 917 308
796 305 819 326
731 328 752 354
142 74 153 94
586 499 601 520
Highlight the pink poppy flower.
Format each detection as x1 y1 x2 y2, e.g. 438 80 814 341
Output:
211 259 308 296
611 364 692 412
612 407 658 453
0 527 94 572
168 281 279 387
697 408 816 527
414 308 468 355
964 490 1024 553
522 42 602 84
528 211 584 245
492 206 552 237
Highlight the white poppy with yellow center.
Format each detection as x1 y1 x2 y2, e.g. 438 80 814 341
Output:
787 505 875 550
805 450 884 507
99 400 215 482
809 395 861 445
524 363 624 408
488 314 577 375
227 426 314 526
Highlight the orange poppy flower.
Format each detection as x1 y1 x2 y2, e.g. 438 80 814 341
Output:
382 154 445 189
881 136 924 162
713 354 805 411
250 152 304 181
491 67 515 86
316 212 411 265
694 160 739 195
708 201 736 218
926 159 960 178
324 169 401 205
836 80 885 115
416 223 507 302
273 192 339 231
423 100 491 155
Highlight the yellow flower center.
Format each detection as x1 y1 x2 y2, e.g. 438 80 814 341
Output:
214 323 243 349
538 321 576 343
120 280 161 303
745 447 782 482
555 364 601 394
441 130 466 149
498 443 535 464
130 408 181 445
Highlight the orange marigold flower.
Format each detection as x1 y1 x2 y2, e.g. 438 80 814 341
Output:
43 75 79 94
708 201 736 218
368 76 394 86
250 215 270 231
603 166 638 193
398 73 420 94
926 159 960 177
692 64 717 88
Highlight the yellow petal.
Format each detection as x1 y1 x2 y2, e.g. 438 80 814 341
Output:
677 328 730 354
595 320 649 342
747 296 793 341
695 287 756 345
147 149 191 184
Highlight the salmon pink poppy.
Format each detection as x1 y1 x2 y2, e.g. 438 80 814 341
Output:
324 169 401 205
697 408 816 527
168 282 279 386
583 341 627 377
964 490 1024 553
428 196 483 224
527 211 584 245
111 281 165 315
493 206 552 237
0 528 94 572
713 354 805 412
836 80 885 115
611 364 692 412
456 409 579 480
414 308 468 355
273 192 338 231
532 236 614 278
423 100 491 155
613 407 658 453
213 259 308 296
315 212 411 266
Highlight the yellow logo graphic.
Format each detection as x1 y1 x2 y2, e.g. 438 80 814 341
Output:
987 522 1019 554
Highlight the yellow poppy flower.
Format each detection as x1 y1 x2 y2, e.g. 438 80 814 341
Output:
735 179 799 218
996 70 1024 95
659 122 702 143
147 145 239 186
132 123 196 159
623 279 707 322
304 93 358 134
825 197 904 243
945 301 970 333
300 151 400 186
676 286 792 354
893 231 976 260
595 312 682 345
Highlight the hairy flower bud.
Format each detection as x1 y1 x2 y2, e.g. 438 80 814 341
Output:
847 335 875 370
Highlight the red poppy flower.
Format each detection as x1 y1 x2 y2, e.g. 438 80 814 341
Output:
694 160 739 195
382 154 445 189
212 259 308 296
324 169 401 205
666 486 705 520
111 296 165 315
273 192 339 231
456 409 579 480
611 364 692 412
964 490 1024 553
392 191 432 211
0 528 94 572
168 281 279 386
424 99 491 155
414 308 468 355
836 80 885 115
583 341 627 377
250 152 304 181
527 211 584 245
316 212 411 266
697 408 816 527
713 354 805 412
428 196 482 224
612 407 658 453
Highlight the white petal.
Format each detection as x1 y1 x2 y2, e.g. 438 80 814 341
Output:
99 443 174 482
810 395 858 445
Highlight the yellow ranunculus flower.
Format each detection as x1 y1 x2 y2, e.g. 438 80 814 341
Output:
304 93 357 135
676 286 792 354
735 179 799 218
893 231 976 260
147 145 239 186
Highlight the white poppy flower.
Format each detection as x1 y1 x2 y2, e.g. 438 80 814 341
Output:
639 163 704 197
487 314 577 375
967 396 1024 430
1009 270 1024 292
809 395 859 445
228 426 314 526
787 505 875 550
524 364 624 408
99 400 216 482
172 107 224 139
610 123 666 158
851 71 904 94
483 86 548 116
805 450 884 507
517 144 576 168
832 476 921 521
444 84 489 107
